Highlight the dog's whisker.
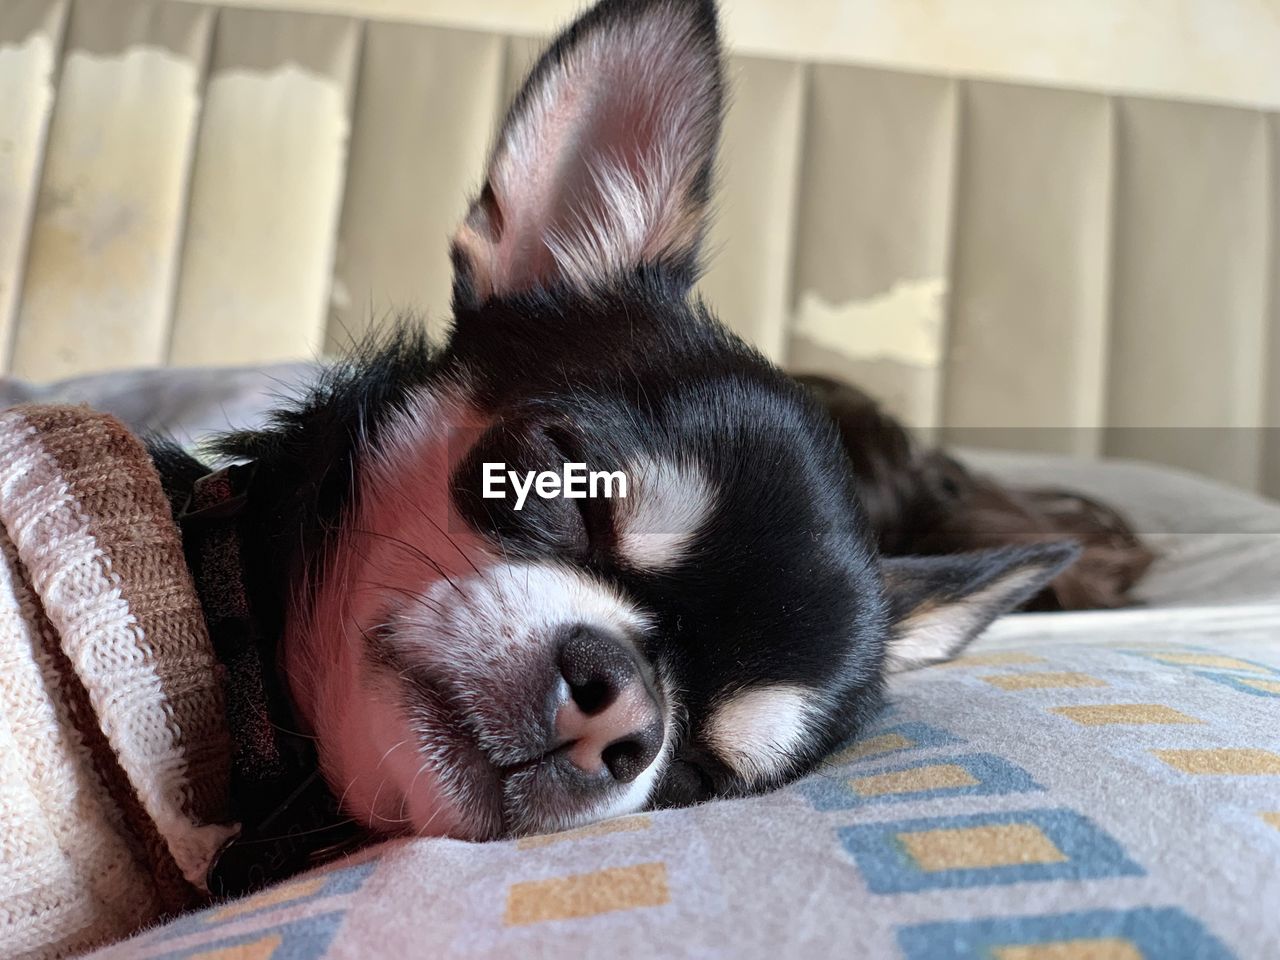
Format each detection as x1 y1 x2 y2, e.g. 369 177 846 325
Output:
243 818 358 847
399 758 433 822
354 527 468 600
335 775 361 816
347 538 460 610
270 721 318 742
368 777 390 829
395 488 485 581
375 739 408 771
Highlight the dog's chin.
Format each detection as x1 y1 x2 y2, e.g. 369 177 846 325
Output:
320 678 505 841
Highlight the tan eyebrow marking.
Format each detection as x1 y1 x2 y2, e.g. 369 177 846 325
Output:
703 684 816 785
614 456 714 570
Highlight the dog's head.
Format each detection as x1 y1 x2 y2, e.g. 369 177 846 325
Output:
231 0 1075 841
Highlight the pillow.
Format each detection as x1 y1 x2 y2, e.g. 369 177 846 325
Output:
961 448 1280 610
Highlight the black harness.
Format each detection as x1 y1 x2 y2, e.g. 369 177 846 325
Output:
179 464 365 899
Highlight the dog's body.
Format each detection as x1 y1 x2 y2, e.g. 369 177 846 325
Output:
150 0 1115 862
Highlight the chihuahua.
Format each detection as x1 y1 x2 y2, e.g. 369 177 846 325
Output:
157 0 1090 886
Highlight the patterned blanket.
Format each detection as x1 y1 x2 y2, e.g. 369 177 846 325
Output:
85 608 1280 959
0 406 235 960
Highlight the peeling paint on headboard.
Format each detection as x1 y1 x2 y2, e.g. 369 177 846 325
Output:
1 0 1278 496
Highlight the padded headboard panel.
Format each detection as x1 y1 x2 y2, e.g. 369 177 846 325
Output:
2 0 1278 495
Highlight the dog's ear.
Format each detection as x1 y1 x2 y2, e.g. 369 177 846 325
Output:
451 0 723 306
880 543 1080 671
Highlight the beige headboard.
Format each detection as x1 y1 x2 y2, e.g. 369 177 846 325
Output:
2 0 1278 496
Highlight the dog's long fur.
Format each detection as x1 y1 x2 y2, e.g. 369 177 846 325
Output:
154 0 1136 845
798 376 1155 612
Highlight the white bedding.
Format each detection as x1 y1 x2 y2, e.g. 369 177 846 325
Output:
963 449 1280 610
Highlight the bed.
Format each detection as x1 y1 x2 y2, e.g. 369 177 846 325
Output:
7 365 1277 960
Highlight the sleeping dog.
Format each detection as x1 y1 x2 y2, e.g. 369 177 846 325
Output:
151 0 1101 890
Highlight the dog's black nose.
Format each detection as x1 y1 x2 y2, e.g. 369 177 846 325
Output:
554 626 662 783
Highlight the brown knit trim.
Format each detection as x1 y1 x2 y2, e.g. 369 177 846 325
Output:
28 407 233 828
0 405 235 903
35 582 188 916
0 408 190 916
0 530 160 955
